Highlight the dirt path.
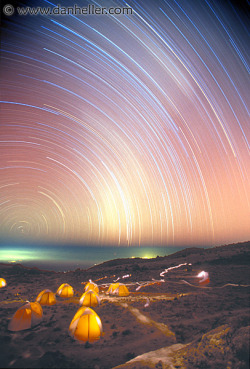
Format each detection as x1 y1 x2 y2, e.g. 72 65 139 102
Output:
119 302 176 341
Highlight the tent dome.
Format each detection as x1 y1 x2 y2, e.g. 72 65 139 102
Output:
56 283 74 298
107 283 119 294
8 302 43 331
85 281 99 294
36 289 56 305
80 290 100 307
69 307 103 342
108 283 129 296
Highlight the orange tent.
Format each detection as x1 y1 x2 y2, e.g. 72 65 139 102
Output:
0 278 7 288
85 281 99 294
107 283 119 294
108 283 129 296
80 290 100 307
56 283 74 298
36 289 56 305
8 302 43 331
69 307 103 342
72 306 94 321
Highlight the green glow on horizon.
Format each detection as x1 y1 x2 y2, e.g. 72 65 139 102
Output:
0 249 38 263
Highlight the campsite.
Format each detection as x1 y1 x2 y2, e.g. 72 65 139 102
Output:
0 241 249 369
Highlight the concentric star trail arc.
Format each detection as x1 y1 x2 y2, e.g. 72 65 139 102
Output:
0 0 249 247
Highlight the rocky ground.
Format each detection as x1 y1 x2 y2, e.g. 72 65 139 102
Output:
0 241 249 368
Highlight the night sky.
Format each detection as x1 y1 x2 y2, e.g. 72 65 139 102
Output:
1 0 249 248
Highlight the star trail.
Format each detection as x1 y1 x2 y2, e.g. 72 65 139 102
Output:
1 0 249 248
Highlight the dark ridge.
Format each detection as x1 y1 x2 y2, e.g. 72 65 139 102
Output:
0 262 57 275
209 253 250 265
86 241 250 272
166 247 205 259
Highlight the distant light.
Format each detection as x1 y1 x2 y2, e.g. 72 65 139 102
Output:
142 255 153 259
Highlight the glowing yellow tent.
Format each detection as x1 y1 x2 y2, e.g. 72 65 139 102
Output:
8 302 43 331
85 281 99 294
69 307 103 342
108 283 129 296
0 278 7 288
80 290 100 307
36 289 56 305
72 306 94 321
107 283 119 294
56 283 74 298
